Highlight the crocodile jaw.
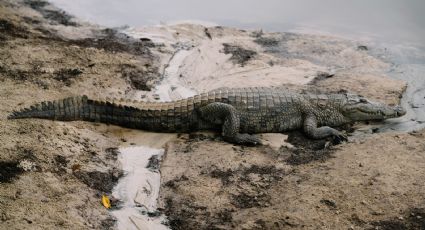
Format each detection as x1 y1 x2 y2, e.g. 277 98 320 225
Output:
343 102 406 121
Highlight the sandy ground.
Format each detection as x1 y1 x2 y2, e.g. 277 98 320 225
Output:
0 1 424 230
160 131 425 230
0 1 157 229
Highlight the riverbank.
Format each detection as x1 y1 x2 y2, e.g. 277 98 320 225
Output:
0 1 424 230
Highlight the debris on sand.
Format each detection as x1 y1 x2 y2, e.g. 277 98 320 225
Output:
285 131 336 165
253 36 280 47
73 170 123 193
222 43 257 66
24 0 78 26
53 68 83 86
0 161 23 183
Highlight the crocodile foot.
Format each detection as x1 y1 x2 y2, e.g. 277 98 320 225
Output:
225 133 262 146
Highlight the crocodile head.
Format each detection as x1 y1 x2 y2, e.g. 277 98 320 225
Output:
341 94 406 121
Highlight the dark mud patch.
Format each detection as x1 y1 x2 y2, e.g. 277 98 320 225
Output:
119 63 159 91
24 0 77 26
0 64 42 81
208 164 285 187
177 134 217 153
53 155 69 176
159 161 281 223
0 19 29 41
285 131 335 165
0 161 24 183
254 36 280 47
164 197 235 230
231 191 271 209
308 71 335 85
368 208 425 230
210 168 234 185
100 217 117 230
163 175 189 189
164 197 206 230
0 62 52 89
222 43 256 66
74 169 123 193
53 68 83 86
105 147 119 161
71 28 152 57
146 155 160 172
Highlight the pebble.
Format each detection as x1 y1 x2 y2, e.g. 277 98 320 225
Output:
1 212 9 221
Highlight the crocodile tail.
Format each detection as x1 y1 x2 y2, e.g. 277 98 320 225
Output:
8 96 142 127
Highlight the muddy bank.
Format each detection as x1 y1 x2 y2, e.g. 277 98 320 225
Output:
0 0 161 229
141 14 423 230
159 131 425 230
0 0 423 230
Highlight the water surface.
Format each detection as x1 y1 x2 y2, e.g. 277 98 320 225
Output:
48 0 425 46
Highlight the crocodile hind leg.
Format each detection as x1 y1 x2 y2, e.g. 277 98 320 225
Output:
198 102 261 145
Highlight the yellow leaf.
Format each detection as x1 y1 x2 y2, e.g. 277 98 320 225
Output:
102 195 111 209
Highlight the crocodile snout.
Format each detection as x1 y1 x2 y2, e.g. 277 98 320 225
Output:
395 105 406 117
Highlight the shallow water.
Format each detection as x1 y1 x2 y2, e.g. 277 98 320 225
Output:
48 0 425 46
111 146 169 230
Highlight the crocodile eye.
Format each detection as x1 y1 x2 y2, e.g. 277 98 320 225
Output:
360 98 367 103
318 101 326 108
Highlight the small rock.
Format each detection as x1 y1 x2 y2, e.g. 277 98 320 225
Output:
147 210 161 217
371 210 384 215
317 71 334 78
358 45 368 51
18 160 37 172
1 212 10 222
23 218 32 224
320 199 337 209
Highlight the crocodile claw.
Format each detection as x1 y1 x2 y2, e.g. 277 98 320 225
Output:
332 131 348 144
227 133 262 146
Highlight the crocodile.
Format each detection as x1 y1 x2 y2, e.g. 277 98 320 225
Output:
8 87 406 145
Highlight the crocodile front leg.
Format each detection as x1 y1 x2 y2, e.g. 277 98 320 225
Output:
303 114 347 143
198 102 261 145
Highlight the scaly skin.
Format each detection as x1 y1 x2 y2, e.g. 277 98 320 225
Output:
8 87 406 145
